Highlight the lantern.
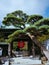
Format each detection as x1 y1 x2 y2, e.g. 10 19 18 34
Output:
18 41 25 48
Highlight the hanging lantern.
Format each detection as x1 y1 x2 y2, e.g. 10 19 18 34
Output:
18 41 25 48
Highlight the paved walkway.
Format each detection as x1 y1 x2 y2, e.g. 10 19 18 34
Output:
3 57 41 65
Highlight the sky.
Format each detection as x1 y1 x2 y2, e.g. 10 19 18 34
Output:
0 0 49 26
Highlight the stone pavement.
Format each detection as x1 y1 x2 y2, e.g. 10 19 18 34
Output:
3 57 41 65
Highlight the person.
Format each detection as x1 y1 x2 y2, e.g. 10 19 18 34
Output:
0 47 2 57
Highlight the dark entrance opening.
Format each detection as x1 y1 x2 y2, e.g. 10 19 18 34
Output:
0 43 8 57
10 34 33 57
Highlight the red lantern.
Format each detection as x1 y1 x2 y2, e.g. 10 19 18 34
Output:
18 41 25 48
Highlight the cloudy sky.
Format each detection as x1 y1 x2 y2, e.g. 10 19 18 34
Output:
0 0 49 25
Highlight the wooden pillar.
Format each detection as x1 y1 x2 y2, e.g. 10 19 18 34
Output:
28 40 32 56
32 44 35 57
10 41 13 57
